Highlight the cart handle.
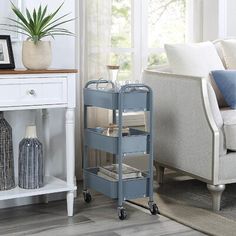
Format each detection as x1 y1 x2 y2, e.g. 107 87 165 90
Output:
85 79 115 89
119 84 152 94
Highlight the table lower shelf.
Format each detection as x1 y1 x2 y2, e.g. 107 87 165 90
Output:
0 176 77 201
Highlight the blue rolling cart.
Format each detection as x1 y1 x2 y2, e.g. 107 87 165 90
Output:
82 80 159 220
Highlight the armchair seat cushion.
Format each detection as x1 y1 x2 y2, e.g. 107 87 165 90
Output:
221 108 236 151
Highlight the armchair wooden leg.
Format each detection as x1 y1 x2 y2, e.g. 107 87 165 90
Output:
154 161 165 185
207 184 225 211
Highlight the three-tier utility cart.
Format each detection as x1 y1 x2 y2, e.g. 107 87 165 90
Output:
82 80 159 220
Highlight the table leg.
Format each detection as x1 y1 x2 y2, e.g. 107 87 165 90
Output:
66 108 75 216
42 109 50 204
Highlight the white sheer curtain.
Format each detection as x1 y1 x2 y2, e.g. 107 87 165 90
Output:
77 0 112 178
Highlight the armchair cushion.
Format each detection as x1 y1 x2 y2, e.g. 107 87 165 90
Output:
221 108 236 151
164 41 225 77
209 73 228 107
165 42 227 107
211 70 236 109
221 40 236 69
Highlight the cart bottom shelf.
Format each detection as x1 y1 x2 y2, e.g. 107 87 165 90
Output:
84 167 150 200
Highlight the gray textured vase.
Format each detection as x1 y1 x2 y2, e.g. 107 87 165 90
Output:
0 112 15 190
18 126 44 189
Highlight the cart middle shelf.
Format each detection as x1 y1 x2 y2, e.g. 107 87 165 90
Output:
84 128 149 155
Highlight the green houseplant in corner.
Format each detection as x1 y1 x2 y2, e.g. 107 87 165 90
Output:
1 2 74 70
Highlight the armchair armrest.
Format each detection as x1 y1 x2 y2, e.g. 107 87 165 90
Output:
142 70 220 183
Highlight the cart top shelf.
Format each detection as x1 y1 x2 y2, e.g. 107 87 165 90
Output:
83 80 152 111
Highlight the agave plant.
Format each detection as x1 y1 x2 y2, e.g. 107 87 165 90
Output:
1 2 74 44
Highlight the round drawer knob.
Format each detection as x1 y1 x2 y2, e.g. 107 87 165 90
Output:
28 89 36 96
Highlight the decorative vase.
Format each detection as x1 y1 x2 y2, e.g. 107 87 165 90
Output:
107 65 120 83
0 111 15 190
18 125 44 189
22 40 52 70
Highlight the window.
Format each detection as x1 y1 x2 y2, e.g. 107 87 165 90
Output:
111 0 133 81
147 0 187 68
110 0 192 81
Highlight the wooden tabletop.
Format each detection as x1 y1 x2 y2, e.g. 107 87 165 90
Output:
0 69 78 75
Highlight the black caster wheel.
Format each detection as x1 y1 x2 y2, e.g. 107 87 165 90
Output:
149 202 160 215
83 191 92 203
118 208 127 220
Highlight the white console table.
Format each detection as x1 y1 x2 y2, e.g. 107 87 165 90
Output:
0 69 77 216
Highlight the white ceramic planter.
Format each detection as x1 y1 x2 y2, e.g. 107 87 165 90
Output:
22 41 52 70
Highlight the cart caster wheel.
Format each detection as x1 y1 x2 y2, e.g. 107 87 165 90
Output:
83 192 92 203
118 208 127 220
149 202 160 215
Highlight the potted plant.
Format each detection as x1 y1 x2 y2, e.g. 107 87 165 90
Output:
1 3 74 70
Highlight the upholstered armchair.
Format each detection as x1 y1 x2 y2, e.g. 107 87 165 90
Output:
143 67 236 211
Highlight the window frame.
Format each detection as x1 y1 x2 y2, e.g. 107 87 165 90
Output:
110 0 199 81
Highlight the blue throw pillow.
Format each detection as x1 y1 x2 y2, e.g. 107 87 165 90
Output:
211 70 236 109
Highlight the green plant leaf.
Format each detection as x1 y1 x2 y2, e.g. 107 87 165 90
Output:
39 2 64 30
6 1 74 42
0 23 31 34
49 2 65 20
43 33 74 40
43 18 76 34
11 3 31 29
45 28 74 35
40 6 48 22
5 18 32 34
38 14 56 33
41 13 71 30
0 28 31 37
33 8 37 25
26 8 35 32
37 5 42 24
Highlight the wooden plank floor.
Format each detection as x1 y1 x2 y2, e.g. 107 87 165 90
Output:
0 194 205 236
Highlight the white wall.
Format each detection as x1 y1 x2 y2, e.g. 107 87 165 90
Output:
201 0 236 40
0 0 78 208
226 0 236 37
14 0 76 68
202 0 219 41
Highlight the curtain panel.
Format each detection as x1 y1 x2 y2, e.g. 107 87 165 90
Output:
78 0 112 178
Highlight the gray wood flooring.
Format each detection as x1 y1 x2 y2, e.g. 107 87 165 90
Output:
0 194 206 236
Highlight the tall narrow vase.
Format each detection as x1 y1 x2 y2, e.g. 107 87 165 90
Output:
0 111 15 190
107 65 120 83
18 126 44 189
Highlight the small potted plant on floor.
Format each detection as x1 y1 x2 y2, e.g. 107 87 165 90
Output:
1 3 74 70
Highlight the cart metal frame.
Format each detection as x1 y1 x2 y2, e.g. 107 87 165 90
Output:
82 80 159 220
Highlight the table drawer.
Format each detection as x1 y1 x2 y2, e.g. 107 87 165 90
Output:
0 78 67 107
